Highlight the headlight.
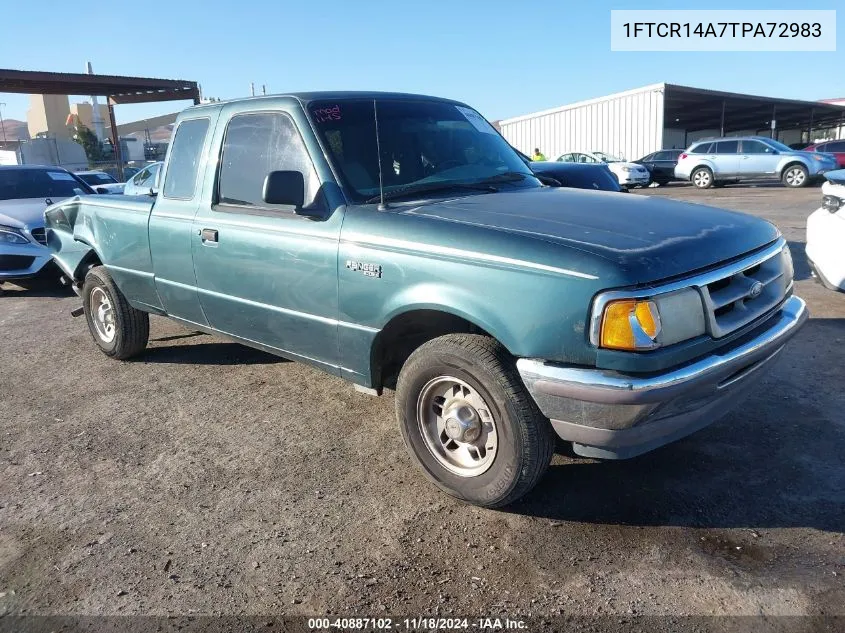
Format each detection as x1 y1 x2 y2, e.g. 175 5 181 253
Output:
619 166 632 173
592 288 706 351
0 226 30 245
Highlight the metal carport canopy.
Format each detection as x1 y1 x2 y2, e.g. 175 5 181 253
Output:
664 83 845 135
0 68 200 177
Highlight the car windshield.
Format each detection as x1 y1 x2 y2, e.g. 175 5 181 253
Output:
0 168 94 200
308 99 538 203
592 151 624 163
78 172 118 185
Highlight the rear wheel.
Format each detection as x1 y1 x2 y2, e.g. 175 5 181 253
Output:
691 167 713 189
82 266 149 359
395 334 555 508
782 164 809 188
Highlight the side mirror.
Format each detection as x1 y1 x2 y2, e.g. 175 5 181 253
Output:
262 170 305 208
148 187 159 197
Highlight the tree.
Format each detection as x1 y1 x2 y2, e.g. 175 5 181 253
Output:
70 119 104 164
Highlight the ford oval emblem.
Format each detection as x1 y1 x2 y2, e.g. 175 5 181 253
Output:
748 281 764 300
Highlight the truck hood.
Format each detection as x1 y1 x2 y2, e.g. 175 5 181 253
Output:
403 188 780 283
0 197 54 230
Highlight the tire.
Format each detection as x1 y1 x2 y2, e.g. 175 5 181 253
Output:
395 333 555 508
82 266 149 359
691 167 714 189
782 163 809 188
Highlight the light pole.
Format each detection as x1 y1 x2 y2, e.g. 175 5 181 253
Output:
0 102 7 144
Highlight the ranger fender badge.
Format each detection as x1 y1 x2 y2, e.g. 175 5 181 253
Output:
346 260 382 278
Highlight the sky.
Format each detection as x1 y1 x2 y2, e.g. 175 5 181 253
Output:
1 0 842 127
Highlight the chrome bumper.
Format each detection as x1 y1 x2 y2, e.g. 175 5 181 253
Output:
517 296 808 459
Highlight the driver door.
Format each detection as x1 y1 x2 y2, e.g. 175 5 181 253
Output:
190 107 343 374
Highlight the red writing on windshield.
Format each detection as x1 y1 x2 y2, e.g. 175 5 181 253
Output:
312 105 341 123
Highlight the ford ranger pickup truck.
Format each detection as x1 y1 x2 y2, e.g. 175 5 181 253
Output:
44 92 808 508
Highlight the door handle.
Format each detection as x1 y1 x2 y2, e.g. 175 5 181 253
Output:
200 228 218 242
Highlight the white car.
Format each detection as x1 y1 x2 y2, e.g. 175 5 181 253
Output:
122 162 162 196
74 170 125 194
806 169 845 292
555 151 650 189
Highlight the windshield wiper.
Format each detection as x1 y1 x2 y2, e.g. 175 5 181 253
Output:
364 181 498 204
476 171 532 184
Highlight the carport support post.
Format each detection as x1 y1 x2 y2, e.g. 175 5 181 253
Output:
771 105 777 140
720 100 725 137
808 108 814 143
107 98 124 181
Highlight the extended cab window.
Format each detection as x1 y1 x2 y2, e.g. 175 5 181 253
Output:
163 118 210 199
216 112 319 210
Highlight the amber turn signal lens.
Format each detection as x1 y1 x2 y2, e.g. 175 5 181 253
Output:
600 299 661 351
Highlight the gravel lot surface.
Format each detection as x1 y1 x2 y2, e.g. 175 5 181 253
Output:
1 183 843 622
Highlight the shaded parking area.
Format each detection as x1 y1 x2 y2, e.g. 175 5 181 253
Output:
0 185 843 618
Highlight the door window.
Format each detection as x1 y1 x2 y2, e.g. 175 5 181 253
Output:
131 167 150 185
741 140 775 154
162 118 210 199
714 140 739 154
690 142 713 154
653 151 672 161
216 112 319 211
825 141 845 152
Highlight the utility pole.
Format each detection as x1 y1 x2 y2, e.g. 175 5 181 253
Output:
0 102 7 144
250 82 255 97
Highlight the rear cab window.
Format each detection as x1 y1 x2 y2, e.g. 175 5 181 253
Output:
163 118 211 199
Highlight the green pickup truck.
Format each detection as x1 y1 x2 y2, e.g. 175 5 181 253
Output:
45 92 807 507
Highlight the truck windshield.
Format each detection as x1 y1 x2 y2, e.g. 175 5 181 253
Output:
0 168 94 200
308 99 538 203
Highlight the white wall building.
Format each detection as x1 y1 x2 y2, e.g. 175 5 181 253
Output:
499 83 845 160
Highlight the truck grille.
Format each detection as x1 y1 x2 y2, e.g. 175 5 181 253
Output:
699 241 793 338
29 227 47 246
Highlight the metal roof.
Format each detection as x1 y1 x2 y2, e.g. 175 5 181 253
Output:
500 82 845 132
0 68 200 105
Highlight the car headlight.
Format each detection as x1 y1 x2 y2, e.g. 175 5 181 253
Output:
619 166 632 172
0 225 30 245
591 288 706 351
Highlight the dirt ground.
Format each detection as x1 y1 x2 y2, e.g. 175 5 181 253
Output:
1 183 843 622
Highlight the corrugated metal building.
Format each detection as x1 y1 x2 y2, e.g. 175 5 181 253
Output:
499 83 845 162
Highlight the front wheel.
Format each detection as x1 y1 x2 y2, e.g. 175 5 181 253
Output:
82 266 149 359
782 164 809 188
395 334 555 508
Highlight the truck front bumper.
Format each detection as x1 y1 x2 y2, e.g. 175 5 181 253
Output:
517 296 808 460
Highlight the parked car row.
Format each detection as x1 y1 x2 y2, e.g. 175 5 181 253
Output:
550 137 840 190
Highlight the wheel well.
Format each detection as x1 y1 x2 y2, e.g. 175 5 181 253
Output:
780 161 807 176
371 310 491 391
73 249 103 282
